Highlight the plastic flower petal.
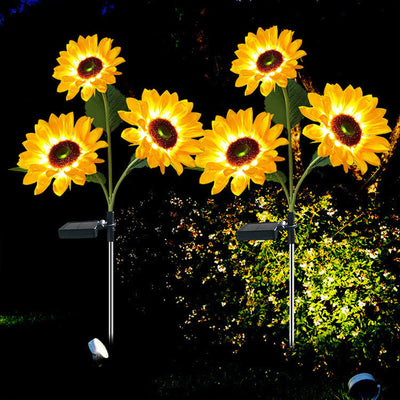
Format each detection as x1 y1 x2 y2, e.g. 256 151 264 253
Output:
231 26 306 97
118 89 204 175
53 34 125 101
195 108 288 195
299 83 391 174
17 113 108 196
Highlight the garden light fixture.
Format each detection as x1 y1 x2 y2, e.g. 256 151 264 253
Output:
14 34 204 350
13 26 394 366
348 373 381 400
58 212 115 345
88 338 109 362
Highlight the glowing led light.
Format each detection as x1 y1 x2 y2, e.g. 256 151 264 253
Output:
88 338 109 361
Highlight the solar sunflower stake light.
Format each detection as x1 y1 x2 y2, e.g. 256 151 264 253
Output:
195 26 392 348
13 35 204 348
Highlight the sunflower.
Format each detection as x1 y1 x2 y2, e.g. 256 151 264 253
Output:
118 89 204 175
53 34 125 101
18 113 108 196
299 83 391 174
195 108 288 196
231 26 306 97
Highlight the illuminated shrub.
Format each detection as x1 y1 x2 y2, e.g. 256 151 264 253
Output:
116 185 400 375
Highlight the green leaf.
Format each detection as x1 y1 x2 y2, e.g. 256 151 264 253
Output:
9 167 27 173
85 85 128 133
129 157 149 170
86 172 106 184
310 151 331 168
184 166 204 172
264 79 310 129
265 170 287 184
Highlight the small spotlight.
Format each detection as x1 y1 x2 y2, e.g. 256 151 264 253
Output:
348 373 381 400
236 221 287 241
88 338 109 362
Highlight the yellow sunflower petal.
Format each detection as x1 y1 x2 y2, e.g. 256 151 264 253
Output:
67 169 87 185
23 169 41 185
212 172 231 195
199 169 220 184
168 160 182 176
299 106 324 123
352 153 368 175
247 167 266 185
244 77 261 95
178 139 203 154
259 79 276 97
34 173 53 195
302 124 326 141
52 174 70 196
362 135 390 151
358 150 381 166
231 173 249 196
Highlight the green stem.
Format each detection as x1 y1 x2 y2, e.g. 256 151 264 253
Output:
102 92 113 211
95 172 109 203
282 87 294 211
361 165 381 191
109 157 140 211
273 171 290 205
290 156 322 210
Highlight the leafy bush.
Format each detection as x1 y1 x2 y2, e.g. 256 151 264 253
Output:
115 182 400 379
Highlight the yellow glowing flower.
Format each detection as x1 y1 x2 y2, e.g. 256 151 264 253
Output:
118 89 204 175
231 26 306 97
299 83 392 174
196 108 288 196
53 34 125 101
18 113 108 196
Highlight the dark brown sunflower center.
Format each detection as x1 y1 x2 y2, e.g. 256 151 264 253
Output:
49 140 81 168
149 118 178 149
77 57 103 79
226 137 260 166
331 114 362 147
256 50 284 73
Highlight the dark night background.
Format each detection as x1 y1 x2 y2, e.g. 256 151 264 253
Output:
0 0 398 397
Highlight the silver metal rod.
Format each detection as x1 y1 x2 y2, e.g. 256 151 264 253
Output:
289 242 295 348
287 211 295 348
108 240 114 345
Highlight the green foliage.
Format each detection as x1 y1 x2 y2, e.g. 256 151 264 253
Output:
129 156 149 170
116 184 400 379
85 171 106 184
265 171 287 184
84 85 128 133
154 361 353 399
0 312 56 327
9 166 27 173
237 191 400 371
310 151 332 168
264 79 310 129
